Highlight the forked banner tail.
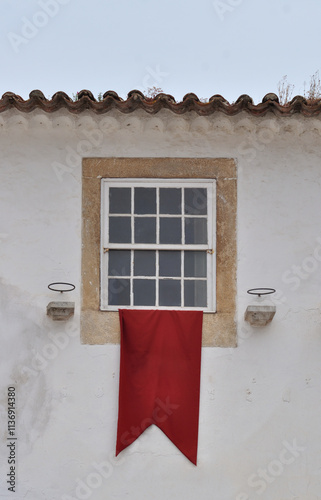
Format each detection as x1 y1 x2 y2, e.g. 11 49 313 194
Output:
116 309 203 465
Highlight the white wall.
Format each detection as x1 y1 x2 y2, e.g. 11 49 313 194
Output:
1 109 321 499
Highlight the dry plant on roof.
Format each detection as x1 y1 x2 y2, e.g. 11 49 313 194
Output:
144 86 164 99
277 75 294 105
277 71 321 105
304 71 321 104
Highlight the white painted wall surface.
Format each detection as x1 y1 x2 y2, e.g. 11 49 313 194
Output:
1 109 321 499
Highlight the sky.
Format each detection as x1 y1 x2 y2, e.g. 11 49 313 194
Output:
1 0 321 104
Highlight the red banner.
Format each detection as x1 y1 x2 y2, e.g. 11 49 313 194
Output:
116 309 203 465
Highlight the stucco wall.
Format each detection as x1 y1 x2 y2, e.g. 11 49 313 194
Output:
1 109 321 499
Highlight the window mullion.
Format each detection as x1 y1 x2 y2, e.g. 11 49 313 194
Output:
106 243 210 250
156 187 160 307
156 186 160 245
130 187 135 306
182 187 185 245
131 186 134 244
181 188 184 308
130 249 134 306
181 250 184 308
156 250 159 307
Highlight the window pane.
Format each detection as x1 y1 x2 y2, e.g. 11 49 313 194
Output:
184 280 207 307
108 250 131 276
160 188 181 214
109 217 131 243
109 187 131 214
134 251 156 276
134 187 156 214
108 278 130 305
159 251 181 277
134 279 156 306
134 217 156 243
184 251 207 277
160 218 182 244
185 218 207 244
159 280 181 306
184 188 207 215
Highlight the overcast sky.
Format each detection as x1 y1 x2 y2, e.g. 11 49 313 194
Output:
1 0 321 103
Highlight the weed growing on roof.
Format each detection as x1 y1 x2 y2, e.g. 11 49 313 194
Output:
72 92 104 101
277 71 321 105
277 75 294 105
144 86 164 99
71 88 164 102
304 70 321 104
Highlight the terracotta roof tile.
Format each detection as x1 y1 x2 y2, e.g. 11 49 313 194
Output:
1 90 320 117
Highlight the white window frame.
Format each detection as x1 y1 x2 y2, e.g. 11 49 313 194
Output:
100 178 216 312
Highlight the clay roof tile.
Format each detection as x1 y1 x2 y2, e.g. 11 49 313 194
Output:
1 90 321 117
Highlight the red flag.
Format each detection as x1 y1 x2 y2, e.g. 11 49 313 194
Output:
116 309 203 465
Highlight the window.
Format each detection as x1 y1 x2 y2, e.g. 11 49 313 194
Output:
100 179 216 310
81 158 236 347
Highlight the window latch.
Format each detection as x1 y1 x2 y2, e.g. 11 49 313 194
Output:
207 249 215 254
103 248 109 253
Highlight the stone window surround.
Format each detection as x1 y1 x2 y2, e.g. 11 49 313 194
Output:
81 157 237 347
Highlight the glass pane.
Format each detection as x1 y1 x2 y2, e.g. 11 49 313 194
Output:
108 278 130 305
109 187 131 214
159 251 181 277
159 280 181 306
184 188 207 215
160 218 182 244
184 280 207 307
134 187 156 214
185 218 207 244
134 217 156 243
184 251 207 277
108 250 130 276
109 217 131 243
160 188 181 214
134 251 156 276
134 279 156 306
